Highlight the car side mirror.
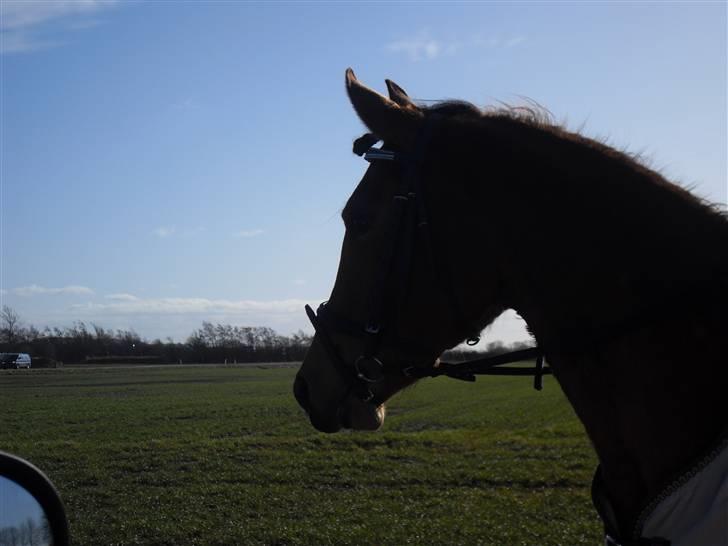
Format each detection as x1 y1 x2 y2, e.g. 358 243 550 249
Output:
0 451 69 546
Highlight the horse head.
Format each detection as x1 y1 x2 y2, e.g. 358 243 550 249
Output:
294 70 505 432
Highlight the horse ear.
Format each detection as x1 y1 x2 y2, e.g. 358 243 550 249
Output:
385 79 415 108
346 68 422 148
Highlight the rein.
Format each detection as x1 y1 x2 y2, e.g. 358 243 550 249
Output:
305 122 551 402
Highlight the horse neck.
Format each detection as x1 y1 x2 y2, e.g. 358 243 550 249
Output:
440 118 728 532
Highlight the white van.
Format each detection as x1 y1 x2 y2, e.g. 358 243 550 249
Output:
1 353 32 369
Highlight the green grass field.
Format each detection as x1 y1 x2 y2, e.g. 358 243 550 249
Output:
0 365 601 545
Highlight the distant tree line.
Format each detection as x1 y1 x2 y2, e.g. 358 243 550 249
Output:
0 305 534 366
0 514 50 546
0 306 312 366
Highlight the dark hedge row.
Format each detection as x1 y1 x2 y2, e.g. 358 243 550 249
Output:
0 319 312 365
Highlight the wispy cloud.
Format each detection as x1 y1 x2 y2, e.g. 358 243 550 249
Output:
233 229 264 239
504 35 527 48
1 0 119 55
105 293 140 302
0 32 60 54
66 18 103 31
12 284 94 297
57 295 323 339
152 226 205 239
171 97 198 111
386 29 450 62
0 289 7 296
292 279 306 286
153 226 176 238
71 297 312 316
386 29 527 62
184 226 206 236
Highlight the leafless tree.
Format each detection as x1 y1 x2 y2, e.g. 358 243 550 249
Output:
0 306 23 345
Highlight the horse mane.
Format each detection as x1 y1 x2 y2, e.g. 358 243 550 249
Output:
421 99 728 223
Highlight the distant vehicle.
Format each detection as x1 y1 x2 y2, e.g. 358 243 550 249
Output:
1 353 32 369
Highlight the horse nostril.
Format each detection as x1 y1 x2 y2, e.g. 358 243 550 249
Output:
293 374 310 412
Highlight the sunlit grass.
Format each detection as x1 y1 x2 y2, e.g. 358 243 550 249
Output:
0 365 601 545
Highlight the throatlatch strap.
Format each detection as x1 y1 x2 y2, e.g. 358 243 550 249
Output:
534 353 546 391
405 347 552 389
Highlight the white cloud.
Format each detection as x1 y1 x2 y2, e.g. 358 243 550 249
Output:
171 98 198 111
105 293 140 302
505 35 527 48
0 1 116 30
233 229 264 239
387 30 527 62
153 226 176 238
1 0 119 54
66 18 103 31
293 279 306 286
13 284 94 297
0 289 7 296
71 297 313 316
45 295 319 340
151 226 206 239
0 31 59 54
386 29 447 62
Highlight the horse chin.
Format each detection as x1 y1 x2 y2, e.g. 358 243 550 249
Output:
307 398 386 433
341 399 386 431
308 412 343 434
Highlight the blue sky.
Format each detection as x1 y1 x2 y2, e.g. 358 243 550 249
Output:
1 1 726 344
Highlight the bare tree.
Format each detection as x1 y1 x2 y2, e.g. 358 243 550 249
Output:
0 305 23 345
20 517 39 546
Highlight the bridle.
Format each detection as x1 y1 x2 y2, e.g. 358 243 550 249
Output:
305 121 550 403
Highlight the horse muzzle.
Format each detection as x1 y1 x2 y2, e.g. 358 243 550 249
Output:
293 373 384 432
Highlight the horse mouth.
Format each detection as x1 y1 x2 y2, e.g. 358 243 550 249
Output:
339 399 386 431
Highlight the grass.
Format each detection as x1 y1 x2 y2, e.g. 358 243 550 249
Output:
0 365 601 545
